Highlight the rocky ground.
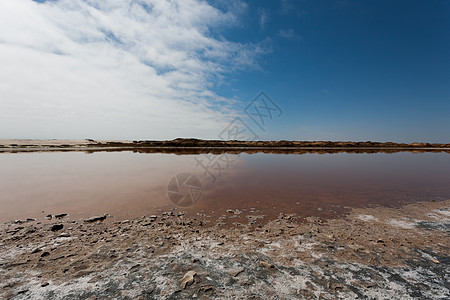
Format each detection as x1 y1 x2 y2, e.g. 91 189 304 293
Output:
1 200 449 299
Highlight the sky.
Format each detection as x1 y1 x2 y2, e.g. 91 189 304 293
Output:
0 0 449 142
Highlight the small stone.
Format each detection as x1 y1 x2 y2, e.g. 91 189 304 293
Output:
17 289 28 295
50 224 64 231
41 282 49 287
429 256 440 264
84 215 107 223
180 271 196 289
60 232 70 237
225 267 245 277
55 214 67 219
327 282 346 291
199 285 213 292
259 261 275 269
40 251 50 257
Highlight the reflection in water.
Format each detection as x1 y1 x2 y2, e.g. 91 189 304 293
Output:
167 173 202 207
0 151 449 222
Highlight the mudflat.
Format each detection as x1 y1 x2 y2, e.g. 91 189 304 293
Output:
1 199 448 299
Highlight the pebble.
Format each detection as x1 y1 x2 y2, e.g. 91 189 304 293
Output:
84 215 107 223
31 248 42 254
180 271 196 289
226 267 245 277
259 261 275 269
199 285 213 292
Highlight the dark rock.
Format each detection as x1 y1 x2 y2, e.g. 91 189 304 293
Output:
55 214 68 219
50 224 64 231
40 252 50 257
84 215 107 223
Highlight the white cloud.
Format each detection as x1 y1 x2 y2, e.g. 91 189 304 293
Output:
279 0 293 14
277 28 301 40
257 7 268 30
0 0 265 140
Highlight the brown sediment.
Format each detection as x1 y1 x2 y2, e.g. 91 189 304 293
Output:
1 199 448 299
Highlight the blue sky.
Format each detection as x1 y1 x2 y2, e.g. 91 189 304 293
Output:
0 0 449 142
218 0 450 142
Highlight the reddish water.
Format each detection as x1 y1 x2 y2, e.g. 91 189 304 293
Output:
1 151 449 223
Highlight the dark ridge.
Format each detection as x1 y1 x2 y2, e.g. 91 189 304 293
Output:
94 139 450 148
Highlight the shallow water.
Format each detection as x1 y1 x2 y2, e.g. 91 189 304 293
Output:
1 151 449 222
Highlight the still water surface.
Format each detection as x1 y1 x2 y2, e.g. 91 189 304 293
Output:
1 151 449 223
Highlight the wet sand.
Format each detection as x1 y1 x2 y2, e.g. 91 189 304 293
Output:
1 199 449 299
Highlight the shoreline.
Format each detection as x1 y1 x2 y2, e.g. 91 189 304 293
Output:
1 199 449 299
1 138 449 149
1 139 449 155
